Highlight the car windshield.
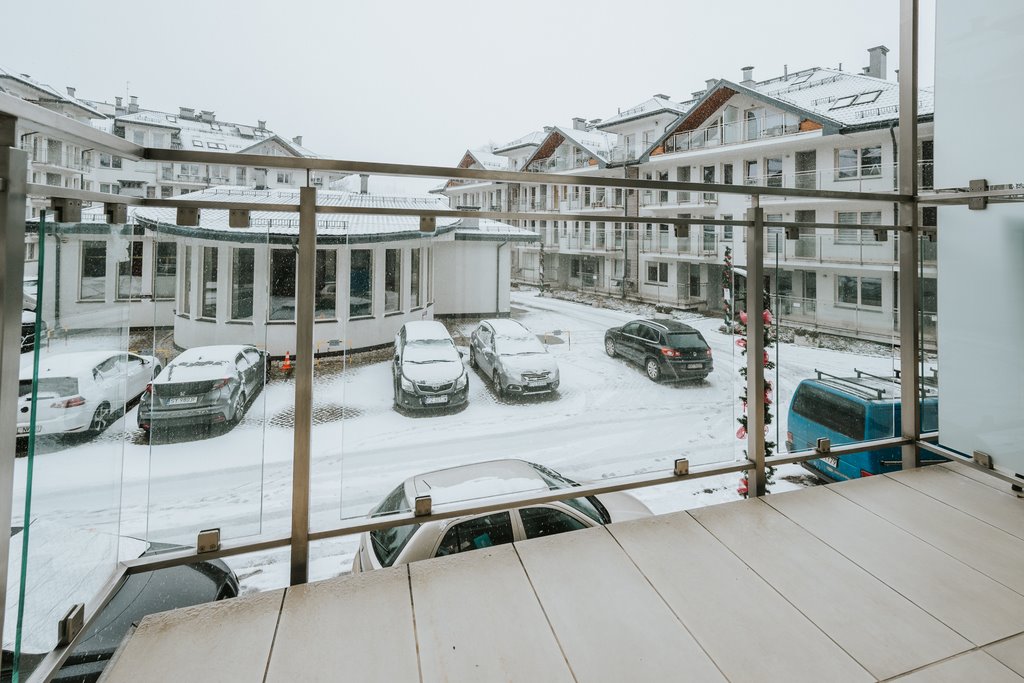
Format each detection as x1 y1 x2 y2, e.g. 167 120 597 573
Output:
527 462 610 524
665 332 706 349
369 484 419 567
495 335 545 356
403 339 459 364
20 377 78 397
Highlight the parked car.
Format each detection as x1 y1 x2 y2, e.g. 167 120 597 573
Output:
392 321 468 410
137 345 266 434
3 521 239 683
469 319 559 397
20 310 47 354
787 368 943 481
352 459 653 572
604 319 713 382
17 351 160 438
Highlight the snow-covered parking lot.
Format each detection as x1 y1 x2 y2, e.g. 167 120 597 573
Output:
13 290 904 592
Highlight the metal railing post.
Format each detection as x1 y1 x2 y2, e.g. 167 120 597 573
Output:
899 0 921 470
0 114 27 647
746 205 766 497
290 185 316 585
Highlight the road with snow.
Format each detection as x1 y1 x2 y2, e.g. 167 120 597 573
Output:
12 290 902 591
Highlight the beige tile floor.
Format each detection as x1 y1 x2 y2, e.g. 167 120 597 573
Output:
103 463 1024 682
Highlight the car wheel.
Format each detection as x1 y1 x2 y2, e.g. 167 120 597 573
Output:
493 370 504 398
469 347 478 369
605 338 617 357
89 403 113 434
231 391 247 424
645 358 662 382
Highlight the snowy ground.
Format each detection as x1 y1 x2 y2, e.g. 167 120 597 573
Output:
11 290 905 594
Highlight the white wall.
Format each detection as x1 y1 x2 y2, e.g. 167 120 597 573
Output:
935 0 1024 475
433 241 509 316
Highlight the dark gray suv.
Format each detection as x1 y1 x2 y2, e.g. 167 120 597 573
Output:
604 319 713 382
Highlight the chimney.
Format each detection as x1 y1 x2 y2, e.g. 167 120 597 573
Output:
257 120 267 131
66 86 76 98
359 174 369 194
705 78 717 91
292 135 303 146
740 66 755 86
692 90 706 99
200 110 215 123
653 93 671 100
180 107 195 119
128 95 139 113
115 96 123 107
867 45 889 80
542 125 553 133
572 117 587 131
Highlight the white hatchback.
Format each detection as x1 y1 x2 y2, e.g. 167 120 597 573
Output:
352 459 652 572
17 351 161 437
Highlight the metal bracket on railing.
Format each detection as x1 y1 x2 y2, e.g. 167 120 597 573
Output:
815 438 831 454
873 228 889 242
673 458 689 476
968 179 989 210
51 197 82 222
57 603 84 646
420 216 436 233
229 209 250 228
784 226 800 240
197 528 221 554
414 495 432 517
972 450 993 469
177 206 200 226
104 202 128 224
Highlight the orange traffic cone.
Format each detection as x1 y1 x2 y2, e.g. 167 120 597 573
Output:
282 351 293 373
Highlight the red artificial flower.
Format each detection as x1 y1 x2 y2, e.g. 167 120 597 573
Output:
736 425 747 439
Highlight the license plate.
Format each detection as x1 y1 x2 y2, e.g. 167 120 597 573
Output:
687 363 703 369
423 395 448 405
167 396 199 406
821 456 839 468
16 426 29 435
527 380 546 387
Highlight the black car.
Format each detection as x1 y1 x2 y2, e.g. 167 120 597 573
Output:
604 319 713 382
3 525 239 683
20 310 47 354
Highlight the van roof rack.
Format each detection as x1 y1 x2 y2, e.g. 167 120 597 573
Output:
814 369 886 400
813 368 938 400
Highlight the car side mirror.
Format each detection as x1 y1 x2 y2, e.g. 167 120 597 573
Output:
459 350 465 358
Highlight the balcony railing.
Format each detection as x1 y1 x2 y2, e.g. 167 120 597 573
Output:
664 113 803 154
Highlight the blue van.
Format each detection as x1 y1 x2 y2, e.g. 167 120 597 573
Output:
787 369 941 482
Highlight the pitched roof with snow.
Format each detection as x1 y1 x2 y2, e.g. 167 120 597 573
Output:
494 131 546 154
468 149 510 171
596 97 691 129
117 109 284 154
0 66 106 119
522 125 618 171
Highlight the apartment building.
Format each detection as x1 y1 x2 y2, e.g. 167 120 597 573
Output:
444 47 938 342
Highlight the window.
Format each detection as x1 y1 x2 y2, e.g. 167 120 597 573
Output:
860 146 882 177
572 258 581 278
161 185 173 199
829 95 857 110
116 241 144 300
837 211 883 243
201 247 218 318
369 485 418 567
153 242 176 300
384 249 401 313
152 132 167 148
350 249 373 317
276 171 293 184
766 158 783 187
112 156 122 169
315 249 337 319
231 248 255 321
838 275 859 305
722 215 733 241
852 90 882 106
861 278 882 307
723 163 734 185
182 246 192 315
410 249 422 308
837 147 882 179
236 167 247 184
435 512 514 557
745 159 760 185
146 186 156 199
676 166 691 203
837 275 882 308
99 153 111 168
132 131 145 145
270 249 296 321
80 241 106 301
646 262 668 283
837 149 859 180
614 223 623 247
520 507 588 539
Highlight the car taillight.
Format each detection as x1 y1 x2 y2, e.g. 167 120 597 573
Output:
660 347 680 358
144 383 152 395
860 469 874 477
787 431 794 444
212 378 230 390
51 396 86 409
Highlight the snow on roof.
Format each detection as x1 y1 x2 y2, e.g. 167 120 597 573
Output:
0 67 106 119
469 149 509 171
484 319 534 338
409 459 548 506
169 345 252 365
752 68 934 127
451 218 537 239
494 130 546 153
555 126 617 160
597 97 691 128
118 109 281 154
19 351 121 379
134 186 522 238
403 320 451 342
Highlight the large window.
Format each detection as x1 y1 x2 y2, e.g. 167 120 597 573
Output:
837 147 883 179
154 242 177 300
80 241 106 301
646 262 668 283
182 246 192 314
201 247 218 319
837 275 882 308
837 211 884 244
766 158 783 187
410 249 422 309
116 240 144 300
384 249 401 313
270 249 297 321
744 159 760 185
315 249 337 319
231 248 255 321
350 249 373 317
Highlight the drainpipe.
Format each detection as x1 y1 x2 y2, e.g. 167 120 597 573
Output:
496 241 507 315
53 233 61 331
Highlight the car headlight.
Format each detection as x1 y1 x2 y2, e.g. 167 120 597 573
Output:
400 376 415 392
456 372 468 389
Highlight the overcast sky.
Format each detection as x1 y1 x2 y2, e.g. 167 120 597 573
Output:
1 1 935 191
